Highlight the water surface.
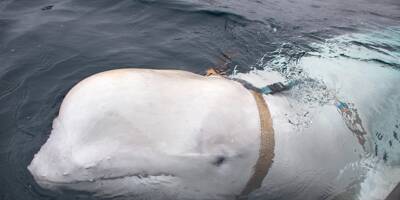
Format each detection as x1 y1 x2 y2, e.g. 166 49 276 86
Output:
0 0 399 199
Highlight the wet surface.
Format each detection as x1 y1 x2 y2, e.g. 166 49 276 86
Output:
0 0 399 199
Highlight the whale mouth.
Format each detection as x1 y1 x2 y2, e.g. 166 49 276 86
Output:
34 172 177 186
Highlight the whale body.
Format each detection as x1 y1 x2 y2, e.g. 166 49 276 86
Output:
28 28 400 199
28 68 366 199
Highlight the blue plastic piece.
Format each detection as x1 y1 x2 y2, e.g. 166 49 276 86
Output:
260 86 273 94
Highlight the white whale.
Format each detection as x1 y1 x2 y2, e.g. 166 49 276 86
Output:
28 27 400 199
28 68 369 200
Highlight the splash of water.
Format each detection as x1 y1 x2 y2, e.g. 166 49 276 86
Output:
246 26 400 199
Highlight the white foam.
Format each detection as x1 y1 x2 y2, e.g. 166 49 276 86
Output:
240 27 400 199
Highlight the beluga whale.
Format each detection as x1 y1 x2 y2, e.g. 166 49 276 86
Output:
28 67 372 200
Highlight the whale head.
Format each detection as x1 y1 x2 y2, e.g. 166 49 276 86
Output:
28 69 261 199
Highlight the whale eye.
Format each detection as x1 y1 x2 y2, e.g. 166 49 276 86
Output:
212 156 226 166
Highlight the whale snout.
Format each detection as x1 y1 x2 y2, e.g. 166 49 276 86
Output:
28 154 58 187
28 145 73 189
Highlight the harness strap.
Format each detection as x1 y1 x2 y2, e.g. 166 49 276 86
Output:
205 69 275 197
230 77 296 95
239 91 275 197
261 82 287 94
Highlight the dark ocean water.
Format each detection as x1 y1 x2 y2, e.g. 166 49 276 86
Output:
0 0 399 200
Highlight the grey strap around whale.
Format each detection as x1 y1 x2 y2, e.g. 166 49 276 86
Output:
229 78 297 95
206 68 296 95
